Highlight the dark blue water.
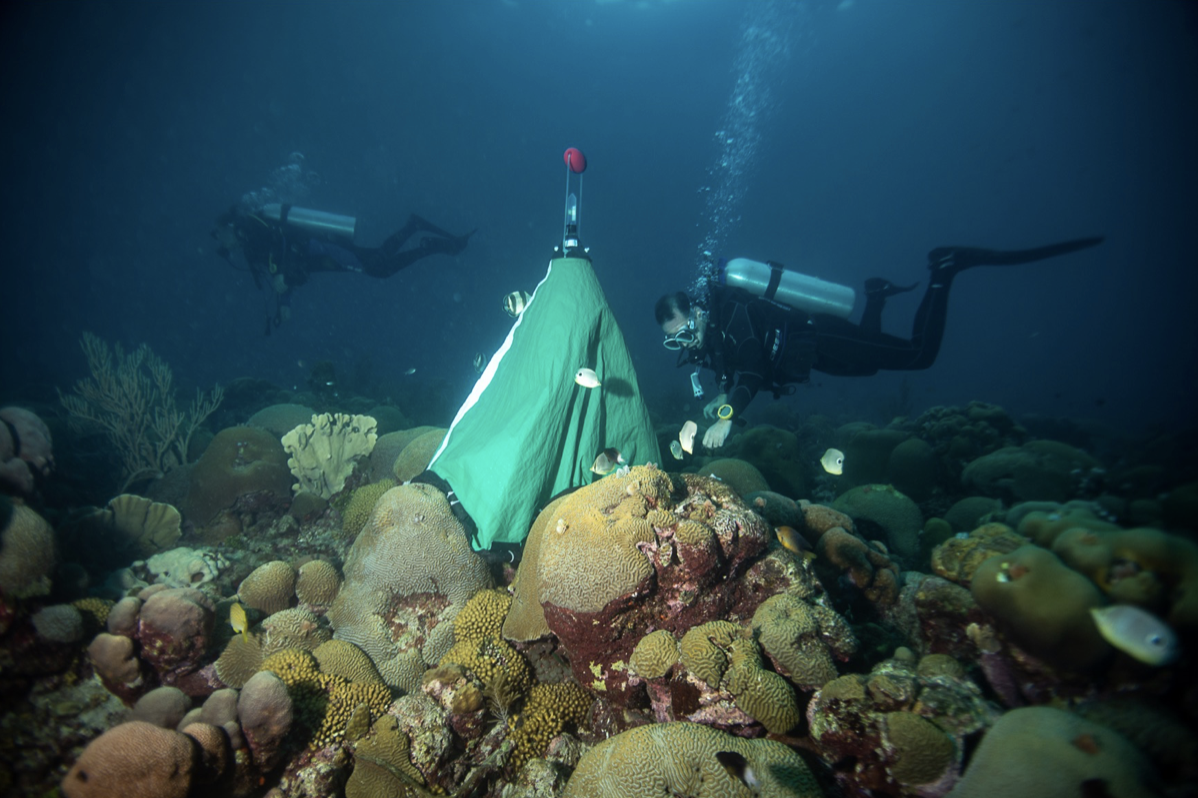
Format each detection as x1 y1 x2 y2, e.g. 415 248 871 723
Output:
2 0 1195 434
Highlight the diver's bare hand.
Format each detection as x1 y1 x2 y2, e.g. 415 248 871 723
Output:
703 419 732 450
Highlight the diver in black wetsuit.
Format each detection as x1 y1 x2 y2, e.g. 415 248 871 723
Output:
656 237 1104 449
213 204 474 333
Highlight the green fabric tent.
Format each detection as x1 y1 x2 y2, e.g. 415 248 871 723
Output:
428 254 660 550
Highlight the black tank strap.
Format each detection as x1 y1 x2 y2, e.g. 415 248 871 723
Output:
764 261 785 301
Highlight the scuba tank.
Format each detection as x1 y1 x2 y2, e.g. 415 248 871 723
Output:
719 257 855 319
261 203 356 241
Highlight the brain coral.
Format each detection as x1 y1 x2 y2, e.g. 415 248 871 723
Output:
562 721 822 798
0 501 56 598
680 621 741 687
329 483 492 691
629 630 680 679
260 606 330 657
182 426 292 526
752 592 856 689
313 639 384 685
238 560 297 615
510 466 771 703
295 559 342 606
341 479 395 538
724 637 801 734
61 721 196 798
947 706 1157 798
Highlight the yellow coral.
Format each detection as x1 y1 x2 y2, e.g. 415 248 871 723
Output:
260 647 323 690
510 682 592 771
629 630 679 679
312 677 393 749
679 620 741 687
341 480 395 538
345 715 425 797
453 589 513 645
440 636 532 703
72 597 113 629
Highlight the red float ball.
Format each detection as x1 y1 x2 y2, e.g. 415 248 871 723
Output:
563 147 587 174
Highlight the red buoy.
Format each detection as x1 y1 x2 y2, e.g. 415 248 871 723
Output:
564 147 587 174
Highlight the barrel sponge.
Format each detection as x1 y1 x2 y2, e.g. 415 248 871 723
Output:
61 721 196 798
536 467 672 615
700 458 770 498
341 479 395 538
752 593 856 689
328 483 492 690
562 721 823 798
182 426 292 524
832 483 923 561
313 639 384 685
453 589 512 644
260 606 330 657
725 637 801 734
0 501 55 598
946 706 1158 798
680 620 742 687
884 711 956 787
391 427 446 483
238 560 297 615
295 559 342 606
971 546 1110 670
629 630 680 679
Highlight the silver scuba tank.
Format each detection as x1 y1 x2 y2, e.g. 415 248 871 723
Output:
261 204 356 241
719 257 856 319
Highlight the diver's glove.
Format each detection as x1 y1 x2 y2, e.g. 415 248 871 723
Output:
928 237 1104 272
703 393 728 420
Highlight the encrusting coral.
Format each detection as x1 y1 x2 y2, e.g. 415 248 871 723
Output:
283 412 378 499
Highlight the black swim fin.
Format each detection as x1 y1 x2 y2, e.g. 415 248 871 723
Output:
928 236 1104 272
864 278 919 298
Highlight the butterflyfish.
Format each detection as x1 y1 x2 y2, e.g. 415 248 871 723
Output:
679 420 698 454
820 448 845 475
503 290 532 317
575 367 601 388
1089 605 1179 666
669 439 685 460
590 447 624 476
229 601 250 643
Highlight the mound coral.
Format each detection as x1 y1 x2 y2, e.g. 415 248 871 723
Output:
238 560 296 615
962 440 1099 503
329 483 492 691
971 545 1110 670
751 592 857 689
61 721 198 798
0 406 53 495
341 479 395 538
182 426 292 526
390 427 446 482
832 483 923 561
0 500 56 598
697 458 770 497
295 559 342 606
562 721 822 798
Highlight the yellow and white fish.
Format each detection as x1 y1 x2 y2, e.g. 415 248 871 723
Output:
590 447 624 476
229 601 250 643
575 367 602 388
503 290 532 317
820 447 845 475
1090 605 1179 666
679 420 698 455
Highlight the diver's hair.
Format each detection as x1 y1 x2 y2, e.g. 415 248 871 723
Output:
654 292 691 326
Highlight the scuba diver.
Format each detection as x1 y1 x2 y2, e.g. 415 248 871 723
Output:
656 237 1105 450
213 203 474 333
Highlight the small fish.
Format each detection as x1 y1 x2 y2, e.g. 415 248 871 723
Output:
776 526 816 562
1089 605 1179 666
590 447 624 476
575 367 601 388
715 751 760 790
820 447 845 475
403 367 417 376
503 290 532 317
473 352 489 373
679 420 698 454
669 439 685 460
229 602 249 643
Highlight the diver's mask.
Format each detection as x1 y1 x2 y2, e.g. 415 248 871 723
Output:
663 315 698 351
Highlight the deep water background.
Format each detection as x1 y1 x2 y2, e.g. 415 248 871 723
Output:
2 0 1195 436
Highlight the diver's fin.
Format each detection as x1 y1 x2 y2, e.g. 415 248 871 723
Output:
928 236 1104 272
864 278 919 298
